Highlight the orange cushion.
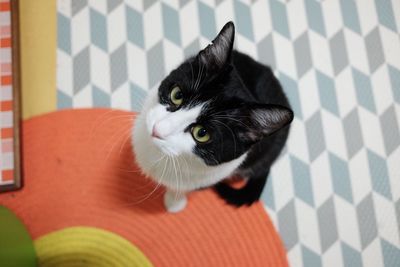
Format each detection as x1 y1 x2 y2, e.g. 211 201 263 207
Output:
0 109 288 267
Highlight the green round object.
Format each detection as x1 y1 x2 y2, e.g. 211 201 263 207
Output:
0 206 37 267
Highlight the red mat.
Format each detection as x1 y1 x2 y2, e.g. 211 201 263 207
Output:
0 109 288 267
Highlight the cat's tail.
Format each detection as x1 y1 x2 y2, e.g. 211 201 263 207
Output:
214 176 267 206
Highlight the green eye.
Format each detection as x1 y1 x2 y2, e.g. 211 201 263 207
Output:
170 86 183 106
191 125 210 143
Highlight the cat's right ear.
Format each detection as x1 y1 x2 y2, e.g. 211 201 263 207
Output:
242 105 294 143
197 22 235 72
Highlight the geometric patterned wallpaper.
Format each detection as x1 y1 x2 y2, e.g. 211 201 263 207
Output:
57 0 400 266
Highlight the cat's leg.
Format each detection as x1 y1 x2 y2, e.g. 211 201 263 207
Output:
214 170 268 206
164 189 187 213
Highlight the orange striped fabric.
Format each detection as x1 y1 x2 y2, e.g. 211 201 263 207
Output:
0 109 289 266
0 0 15 186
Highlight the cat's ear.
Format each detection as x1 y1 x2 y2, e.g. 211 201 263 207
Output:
198 21 235 72
243 105 294 142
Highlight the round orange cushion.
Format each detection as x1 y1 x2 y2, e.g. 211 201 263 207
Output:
0 109 288 267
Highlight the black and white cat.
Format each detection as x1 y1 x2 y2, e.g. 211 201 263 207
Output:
132 22 293 212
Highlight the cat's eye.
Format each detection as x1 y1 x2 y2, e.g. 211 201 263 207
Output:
191 125 210 143
170 86 183 106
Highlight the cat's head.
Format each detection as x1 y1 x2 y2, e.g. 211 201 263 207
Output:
139 22 293 166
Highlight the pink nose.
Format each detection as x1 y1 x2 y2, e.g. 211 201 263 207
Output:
152 126 162 139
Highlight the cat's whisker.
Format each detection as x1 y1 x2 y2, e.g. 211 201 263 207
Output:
174 157 181 201
144 156 173 203
175 157 182 200
135 95 146 106
193 59 200 91
170 156 179 200
176 156 184 199
197 62 204 90
175 156 184 200
214 114 249 118
121 155 168 206
206 149 219 166
118 126 134 157
191 62 208 103
139 155 168 199
117 153 165 174
180 154 190 175
194 58 203 92
194 65 200 91
90 109 120 138
103 125 134 162
213 115 249 128
91 114 137 140
150 154 169 172
211 155 219 165
189 61 195 90
211 119 237 156
197 63 205 90
101 124 131 154
102 123 133 151
206 109 250 118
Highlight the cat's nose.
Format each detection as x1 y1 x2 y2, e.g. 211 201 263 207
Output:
151 125 163 139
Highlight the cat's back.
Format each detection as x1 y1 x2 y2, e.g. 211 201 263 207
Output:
232 51 292 173
232 51 290 108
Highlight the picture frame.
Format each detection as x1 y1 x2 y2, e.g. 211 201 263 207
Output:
0 0 21 192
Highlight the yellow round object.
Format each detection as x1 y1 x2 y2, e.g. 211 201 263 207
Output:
34 227 153 267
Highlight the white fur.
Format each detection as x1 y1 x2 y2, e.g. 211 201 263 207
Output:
132 88 247 211
163 190 187 213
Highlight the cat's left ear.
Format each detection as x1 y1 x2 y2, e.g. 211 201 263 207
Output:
243 105 294 142
198 21 235 72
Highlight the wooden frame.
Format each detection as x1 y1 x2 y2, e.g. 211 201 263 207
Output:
0 0 21 192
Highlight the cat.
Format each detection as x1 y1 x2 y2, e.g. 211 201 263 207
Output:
132 22 293 213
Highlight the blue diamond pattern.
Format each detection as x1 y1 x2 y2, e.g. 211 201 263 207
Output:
290 155 314 207
278 199 299 250
329 153 353 203
367 149 392 200
279 72 302 119
58 13 71 54
352 68 377 113
130 83 147 112
233 0 254 41
90 8 108 51
341 242 362 267
316 70 339 116
262 175 275 210
381 239 400 267
339 0 361 34
198 1 216 40
306 111 326 162
305 0 326 36
57 90 73 109
162 3 181 46
388 65 400 104
374 0 398 32
357 193 378 249
302 245 322 267
126 6 144 49
270 0 290 39
93 86 110 107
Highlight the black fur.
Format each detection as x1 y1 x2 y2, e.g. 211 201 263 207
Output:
157 22 293 206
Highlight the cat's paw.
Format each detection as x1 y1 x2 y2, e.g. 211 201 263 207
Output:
214 183 260 207
164 190 187 213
